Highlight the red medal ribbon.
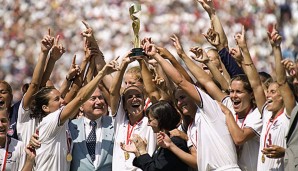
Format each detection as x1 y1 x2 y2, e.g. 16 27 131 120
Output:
263 108 284 148
1 137 11 171
126 117 143 145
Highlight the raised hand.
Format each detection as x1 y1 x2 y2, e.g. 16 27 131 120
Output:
81 21 94 40
144 42 158 57
153 73 166 90
157 131 173 149
170 34 185 56
229 45 243 64
234 26 247 49
190 47 209 64
267 24 282 47
102 56 120 75
196 0 215 14
66 55 80 80
156 46 171 59
281 59 296 76
203 27 220 47
50 35 66 60
141 37 154 47
40 28 54 53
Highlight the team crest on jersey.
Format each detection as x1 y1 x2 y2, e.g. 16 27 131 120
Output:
271 120 280 130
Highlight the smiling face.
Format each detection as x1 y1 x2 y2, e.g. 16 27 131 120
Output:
0 83 12 110
229 80 252 115
174 89 197 118
80 88 108 121
123 86 145 117
42 89 64 114
147 111 159 133
266 83 284 112
0 110 9 140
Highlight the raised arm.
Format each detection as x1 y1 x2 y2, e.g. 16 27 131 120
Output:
59 55 80 98
203 27 244 77
190 46 229 91
40 34 65 87
156 46 194 84
109 52 132 115
197 0 228 50
138 59 161 103
143 41 201 105
268 25 296 115
234 26 266 113
63 44 93 104
81 21 114 90
170 35 226 102
23 32 52 109
60 57 119 124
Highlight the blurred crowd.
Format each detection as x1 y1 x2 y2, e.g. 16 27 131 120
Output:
1 0 298 103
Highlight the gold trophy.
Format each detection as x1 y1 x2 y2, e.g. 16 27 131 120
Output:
129 3 145 58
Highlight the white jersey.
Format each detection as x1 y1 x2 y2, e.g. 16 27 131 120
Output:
195 87 240 171
112 99 156 171
187 120 197 149
17 97 37 144
34 107 72 171
0 138 26 171
257 106 289 171
222 97 262 171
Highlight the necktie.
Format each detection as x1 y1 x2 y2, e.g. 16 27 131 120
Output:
86 120 97 162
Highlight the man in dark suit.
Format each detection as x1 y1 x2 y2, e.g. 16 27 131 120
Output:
284 105 298 171
69 87 114 171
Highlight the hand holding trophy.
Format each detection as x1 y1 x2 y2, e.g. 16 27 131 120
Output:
129 3 146 59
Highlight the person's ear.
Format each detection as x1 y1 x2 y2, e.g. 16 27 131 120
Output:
42 105 49 113
79 106 84 113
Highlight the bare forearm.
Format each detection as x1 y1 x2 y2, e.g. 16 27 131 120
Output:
139 60 160 103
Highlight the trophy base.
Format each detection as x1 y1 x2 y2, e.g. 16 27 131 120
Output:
129 48 146 59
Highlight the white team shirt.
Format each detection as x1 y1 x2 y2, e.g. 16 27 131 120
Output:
222 97 262 171
187 120 197 149
17 96 37 144
0 138 26 171
84 116 102 168
257 106 289 171
195 87 240 170
112 99 156 171
34 107 72 171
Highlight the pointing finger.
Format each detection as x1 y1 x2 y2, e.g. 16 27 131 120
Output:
82 20 90 29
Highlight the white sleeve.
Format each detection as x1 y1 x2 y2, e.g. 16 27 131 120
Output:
37 107 65 141
195 86 225 122
244 108 263 136
113 97 126 130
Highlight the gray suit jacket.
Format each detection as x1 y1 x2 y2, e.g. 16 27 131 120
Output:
284 105 298 171
69 116 114 171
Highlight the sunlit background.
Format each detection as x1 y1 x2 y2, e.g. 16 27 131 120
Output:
1 0 298 103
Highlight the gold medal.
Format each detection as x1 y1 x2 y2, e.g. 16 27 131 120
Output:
261 154 265 163
66 153 72 162
124 151 130 160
